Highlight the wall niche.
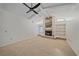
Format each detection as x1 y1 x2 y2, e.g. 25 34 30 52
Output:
45 16 52 36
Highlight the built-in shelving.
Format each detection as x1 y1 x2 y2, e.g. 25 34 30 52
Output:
54 21 66 39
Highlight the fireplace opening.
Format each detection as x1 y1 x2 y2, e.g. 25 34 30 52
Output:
45 31 52 36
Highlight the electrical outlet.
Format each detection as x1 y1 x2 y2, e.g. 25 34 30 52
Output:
10 38 13 40
32 21 34 23
5 30 7 32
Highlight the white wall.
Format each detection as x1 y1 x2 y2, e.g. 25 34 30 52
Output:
0 7 38 47
66 18 79 55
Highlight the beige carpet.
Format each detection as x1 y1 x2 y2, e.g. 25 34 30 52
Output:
0 36 76 56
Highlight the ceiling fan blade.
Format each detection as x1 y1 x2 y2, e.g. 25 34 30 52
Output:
32 10 38 14
22 3 31 9
26 10 31 13
32 3 40 9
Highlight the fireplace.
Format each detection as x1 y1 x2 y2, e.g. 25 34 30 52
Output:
45 31 52 36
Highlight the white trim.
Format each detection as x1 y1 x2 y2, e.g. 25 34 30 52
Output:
0 36 37 47
66 39 79 56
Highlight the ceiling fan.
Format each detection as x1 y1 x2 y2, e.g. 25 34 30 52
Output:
23 3 41 14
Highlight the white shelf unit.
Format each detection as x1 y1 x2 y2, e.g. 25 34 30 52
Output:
54 21 66 39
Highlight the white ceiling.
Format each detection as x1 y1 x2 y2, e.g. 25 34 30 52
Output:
0 3 77 19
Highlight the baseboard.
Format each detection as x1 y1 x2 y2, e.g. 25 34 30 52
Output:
66 39 79 56
55 37 66 40
0 39 25 47
0 36 37 47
